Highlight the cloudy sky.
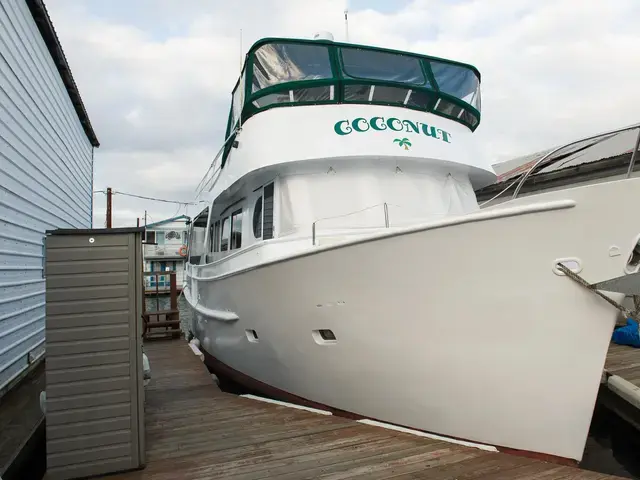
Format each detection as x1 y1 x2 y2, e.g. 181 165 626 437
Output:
46 0 640 227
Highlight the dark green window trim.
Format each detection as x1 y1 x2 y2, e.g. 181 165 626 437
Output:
221 37 482 165
241 99 477 130
328 47 343 103
243 81 479 128
223 107 233 148
422 61 439 93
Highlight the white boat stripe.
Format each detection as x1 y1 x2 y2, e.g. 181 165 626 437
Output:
356 419 498 452
239 394 333 415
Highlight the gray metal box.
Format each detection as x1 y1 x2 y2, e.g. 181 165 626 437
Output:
44 228 145 480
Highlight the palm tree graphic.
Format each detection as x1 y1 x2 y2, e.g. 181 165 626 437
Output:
393 137 412 150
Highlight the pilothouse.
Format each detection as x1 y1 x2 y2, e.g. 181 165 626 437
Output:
189 35 493 265
184 34 640 465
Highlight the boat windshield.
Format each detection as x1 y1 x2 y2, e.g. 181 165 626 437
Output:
225 38 481 140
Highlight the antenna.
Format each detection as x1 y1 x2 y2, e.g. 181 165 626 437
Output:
344 9 349 42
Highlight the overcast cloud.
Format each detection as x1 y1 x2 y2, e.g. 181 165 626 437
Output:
45 0 640 227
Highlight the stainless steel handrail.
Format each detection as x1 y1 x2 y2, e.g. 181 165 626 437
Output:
312 203 389 245
481 122 640 207
626 128 640 179
383 202 389 228
511 123 640 200
194 128 240 198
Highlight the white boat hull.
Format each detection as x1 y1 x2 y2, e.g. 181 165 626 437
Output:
186 177 640 462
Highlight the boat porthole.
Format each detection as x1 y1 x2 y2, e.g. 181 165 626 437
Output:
312 329 337 345
245 329 259 343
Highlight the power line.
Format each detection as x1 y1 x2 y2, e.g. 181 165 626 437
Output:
169 202 183 219
115 191 195 205
93 189 195 205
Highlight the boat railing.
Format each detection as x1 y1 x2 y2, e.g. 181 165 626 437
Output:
312 203 390 245
194 128 240 198
480 122 640 207
310 203 464 245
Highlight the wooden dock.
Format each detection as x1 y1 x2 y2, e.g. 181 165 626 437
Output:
601 342 640 433
605 342 640 388
105 339 623 480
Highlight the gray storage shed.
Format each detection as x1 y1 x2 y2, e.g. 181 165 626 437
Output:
44 228 145 480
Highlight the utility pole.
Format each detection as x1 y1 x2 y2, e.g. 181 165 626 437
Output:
106 187 112 228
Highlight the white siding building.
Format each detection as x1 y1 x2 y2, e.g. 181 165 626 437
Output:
143 215 189 293
0 0 99 394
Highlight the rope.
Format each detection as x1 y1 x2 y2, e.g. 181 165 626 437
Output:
556 263 634 322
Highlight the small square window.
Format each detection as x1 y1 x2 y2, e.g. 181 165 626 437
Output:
246 329 259 343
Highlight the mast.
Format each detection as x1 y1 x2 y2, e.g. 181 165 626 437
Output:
344 9 349 42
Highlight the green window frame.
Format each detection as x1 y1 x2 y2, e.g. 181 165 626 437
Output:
222 38 482 164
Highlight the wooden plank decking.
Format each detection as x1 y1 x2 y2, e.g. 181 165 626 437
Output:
107 339 622 480
605 342 640 388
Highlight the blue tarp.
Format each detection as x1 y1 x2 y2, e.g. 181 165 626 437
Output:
612 318 640 348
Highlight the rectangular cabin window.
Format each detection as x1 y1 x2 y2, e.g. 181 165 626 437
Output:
344 84 370 102
213 221 221 252
252 43 333 93
406 90 436 110
145 231 156 244
293 86 332 102
253 196 263 239
340 47 429 86
263 183 274 240
231 209 243 250
252 86 333 108
429 60 480 110
221 217 230 251
434 98 464 118
208 222 214 253
372 86 411 105
188 208 208 264
230 69 246 129
252 91 291 108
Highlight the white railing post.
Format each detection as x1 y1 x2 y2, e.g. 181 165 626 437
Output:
626 127 640 179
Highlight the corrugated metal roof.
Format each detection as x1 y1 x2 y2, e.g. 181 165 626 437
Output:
0 0 95 394
492 148 553 180
491 126 639 184
537 129 637 175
